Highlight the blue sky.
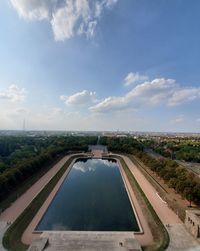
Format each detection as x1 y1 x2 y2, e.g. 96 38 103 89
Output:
0 0 200 132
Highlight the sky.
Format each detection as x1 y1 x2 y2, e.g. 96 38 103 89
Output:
0 0 200 132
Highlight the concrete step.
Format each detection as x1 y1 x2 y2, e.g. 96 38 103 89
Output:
27 237 48 251
40 231 142 251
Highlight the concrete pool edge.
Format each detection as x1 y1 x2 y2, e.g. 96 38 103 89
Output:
34 157 142 234
114 157 154 245
21 156 80 245
116 158 143 234
22 156 153 247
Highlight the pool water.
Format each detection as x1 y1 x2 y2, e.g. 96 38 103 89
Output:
36 158 140 231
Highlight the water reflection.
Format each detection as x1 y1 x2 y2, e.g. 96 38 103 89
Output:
74 158 117 173
36 158 139 232
73 162 96 173
52 223 69 231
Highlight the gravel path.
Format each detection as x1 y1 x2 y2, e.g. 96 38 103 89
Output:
0 221 8 251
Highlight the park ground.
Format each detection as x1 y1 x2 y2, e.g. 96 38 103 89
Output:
0 150 200 251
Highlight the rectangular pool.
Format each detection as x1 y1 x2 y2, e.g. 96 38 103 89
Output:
36 158 140 231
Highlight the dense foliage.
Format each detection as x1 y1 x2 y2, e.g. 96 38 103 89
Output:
101 136 200 205
142 138 200 162
99 136 143 153
135 151 200 204
0 136 97 200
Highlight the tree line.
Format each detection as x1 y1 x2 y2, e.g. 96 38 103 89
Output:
142 138 200 162
0 136 97 201
100 136 200 205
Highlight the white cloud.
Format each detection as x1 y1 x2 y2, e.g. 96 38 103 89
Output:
89 96 128 113
10 0 56 20
60 90 96 105
51 0 90 41
90 78 176 112
95 1 103 17
7 108 29 121
171 115 184 124
10 0 118 41
51 107 64 115
105 0 118 8
0 85 26 102
90 78 200 113
85 21 98 38
123 72 148 86
127 78 176 104
15 108 29 114
168 87 200 106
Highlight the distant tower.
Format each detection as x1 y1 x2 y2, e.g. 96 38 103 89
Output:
22 119 26 132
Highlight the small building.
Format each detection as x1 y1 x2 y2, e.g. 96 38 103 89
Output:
185 210 200 239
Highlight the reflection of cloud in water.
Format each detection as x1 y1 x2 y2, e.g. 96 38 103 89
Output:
73 162 96 173
73 159 117 173
101 159 117 168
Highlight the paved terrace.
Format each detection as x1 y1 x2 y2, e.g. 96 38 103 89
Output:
40 231 142 251
0 221 8 251
88 144 108 158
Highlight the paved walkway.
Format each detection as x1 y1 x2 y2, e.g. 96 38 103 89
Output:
166 224 200 251
117 154 200 251
41 231 142 251
0 221 8 251
27 237 48 251
118 160 153 246
119 155 181 224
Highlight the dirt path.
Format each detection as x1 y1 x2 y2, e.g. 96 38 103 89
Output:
133 155 193 208
0 153 82 223
117 154 181 224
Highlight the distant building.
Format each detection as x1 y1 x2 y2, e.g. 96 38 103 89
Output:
185 210 200 239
